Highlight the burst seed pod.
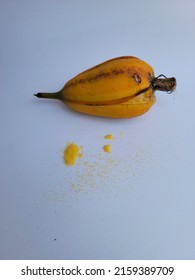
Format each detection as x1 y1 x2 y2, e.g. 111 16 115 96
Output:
35 56 176 118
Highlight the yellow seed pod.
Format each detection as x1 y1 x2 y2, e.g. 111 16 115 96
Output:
35 56 176 118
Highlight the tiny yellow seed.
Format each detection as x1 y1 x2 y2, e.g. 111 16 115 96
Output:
103 144 111 153
104 134 113 140
63 143 81 166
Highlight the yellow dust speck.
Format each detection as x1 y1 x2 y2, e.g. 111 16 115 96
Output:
104 134 113 140
103 144 111 153
63 143 82 166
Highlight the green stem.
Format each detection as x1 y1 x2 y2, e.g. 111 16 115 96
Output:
34 90 62 100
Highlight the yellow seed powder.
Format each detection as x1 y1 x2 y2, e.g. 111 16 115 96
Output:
63 143 82 166
103 144 111 153
104 134 113 140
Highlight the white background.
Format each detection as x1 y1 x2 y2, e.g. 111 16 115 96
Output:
0 0 195 260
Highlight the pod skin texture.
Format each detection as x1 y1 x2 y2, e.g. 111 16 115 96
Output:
35 56 176 118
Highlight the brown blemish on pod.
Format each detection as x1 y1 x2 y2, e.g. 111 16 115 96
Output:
65 66 143 89
132 73 142 84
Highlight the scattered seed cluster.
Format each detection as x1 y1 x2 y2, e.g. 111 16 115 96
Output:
63 134 114 166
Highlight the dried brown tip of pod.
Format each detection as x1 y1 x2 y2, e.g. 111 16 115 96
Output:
151 75 177 93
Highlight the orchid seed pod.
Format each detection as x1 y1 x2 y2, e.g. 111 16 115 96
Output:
35 56 176 118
